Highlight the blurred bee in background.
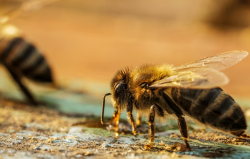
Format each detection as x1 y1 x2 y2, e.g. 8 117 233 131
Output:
101 50 249 150
0 0 58 105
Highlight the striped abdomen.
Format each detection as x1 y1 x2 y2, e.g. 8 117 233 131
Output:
0 37 53 83
171 87 247 135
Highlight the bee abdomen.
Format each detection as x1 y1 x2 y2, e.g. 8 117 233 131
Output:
0 37 23 60
0 37 53 83
172 88 246 133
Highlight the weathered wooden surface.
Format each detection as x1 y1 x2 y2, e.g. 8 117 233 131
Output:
0 100 250 159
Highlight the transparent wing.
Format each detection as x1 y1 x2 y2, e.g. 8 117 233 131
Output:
0 0 59 25
0 0 59 40
174 50 248 72
150 68 229 89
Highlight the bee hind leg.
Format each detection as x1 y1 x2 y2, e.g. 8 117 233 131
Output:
177 116 191 150
144 104 157 150
3 63 39 106
162 91 191 150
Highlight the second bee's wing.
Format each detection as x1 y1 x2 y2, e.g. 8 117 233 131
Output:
174 50 248 72
150 68 229 89
0 0 59 24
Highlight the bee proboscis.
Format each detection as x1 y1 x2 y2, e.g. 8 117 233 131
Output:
101 50 249 150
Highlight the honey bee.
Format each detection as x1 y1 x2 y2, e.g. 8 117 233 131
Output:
101 50 249 150
0 0 56 105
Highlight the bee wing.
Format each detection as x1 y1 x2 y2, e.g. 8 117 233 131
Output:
174 50 248 72
0 0 59 24
150 68 229 89
1 0 58 40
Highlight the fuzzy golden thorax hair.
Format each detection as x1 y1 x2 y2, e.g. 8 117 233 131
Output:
130 64 175 102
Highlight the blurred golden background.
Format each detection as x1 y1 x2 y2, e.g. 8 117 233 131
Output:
1 0 250 98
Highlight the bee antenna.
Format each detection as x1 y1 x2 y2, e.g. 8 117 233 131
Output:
101 93 111 124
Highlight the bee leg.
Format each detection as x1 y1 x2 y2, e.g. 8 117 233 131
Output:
3 63 39 106
110 110 120 129
162 92 191 150
127 105 137 135
144 104 156 150
177 116 191 150
136 112 142 126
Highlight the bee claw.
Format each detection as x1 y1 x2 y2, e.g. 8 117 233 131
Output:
132 130 137 136
108 124 119 132
144 144 152 150
186 146 192 151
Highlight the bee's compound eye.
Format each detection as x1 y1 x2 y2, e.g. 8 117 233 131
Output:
115 82 122 90
114 82 126 94
140 82 149 89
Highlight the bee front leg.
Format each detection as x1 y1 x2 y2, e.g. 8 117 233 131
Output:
110 110 120 128
127 105 137 135
144 104 156 149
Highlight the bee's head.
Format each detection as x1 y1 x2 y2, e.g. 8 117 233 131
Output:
110 68 131 109
101 68 131 124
